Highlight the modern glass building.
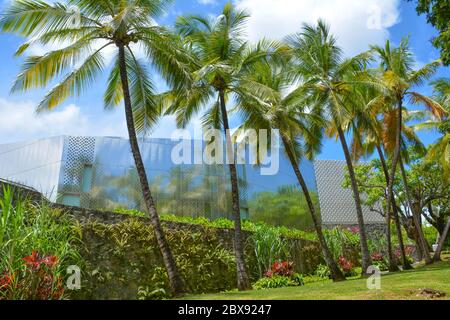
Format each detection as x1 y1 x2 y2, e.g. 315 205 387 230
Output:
0 136 384 228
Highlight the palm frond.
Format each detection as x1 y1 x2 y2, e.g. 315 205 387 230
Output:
37 43 108 111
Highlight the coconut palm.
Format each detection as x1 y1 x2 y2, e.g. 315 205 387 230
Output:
351 88 432 271
164 3 284 290
286 20 373 273
235 59 346 281
0 0 193 295
415 78 450 182
371 39 446 265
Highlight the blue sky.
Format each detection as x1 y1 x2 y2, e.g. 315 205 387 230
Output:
0 0 448 161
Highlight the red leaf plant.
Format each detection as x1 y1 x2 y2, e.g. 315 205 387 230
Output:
371 252 384 262
338 256 353 273
1 251 64 300
265 261 295 278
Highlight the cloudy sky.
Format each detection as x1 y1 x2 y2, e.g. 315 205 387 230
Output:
0 0 448 160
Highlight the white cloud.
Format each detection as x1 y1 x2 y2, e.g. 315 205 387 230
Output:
235 0 400 56
0 97 196 144
0 98 128 143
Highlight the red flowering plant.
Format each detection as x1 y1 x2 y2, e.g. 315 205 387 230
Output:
348 226 360 234
265 261 295 278
371 252 384 262
21 251 64 300
1 251 64 300
0 271 15 300
338 256 354 275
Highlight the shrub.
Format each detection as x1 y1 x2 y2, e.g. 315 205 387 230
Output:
338 256 353 276
114 209 317 241
323 227 360 263
314 264 331 279
370 252 389 271
265 261 294 278
250 225 290 277
1 251 64 300
253 274 303 290
0 188 82 300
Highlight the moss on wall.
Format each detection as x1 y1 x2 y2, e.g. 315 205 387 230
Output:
71 214 324 300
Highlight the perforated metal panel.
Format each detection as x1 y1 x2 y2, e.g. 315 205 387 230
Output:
59 137 96 207
314 160 385 225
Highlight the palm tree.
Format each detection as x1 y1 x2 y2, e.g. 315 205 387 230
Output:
349 87 411 270
0 0 192 296
235 59 346 281
371 39 445 265
164 3 282 290
415 78 450 182
287 20 373 273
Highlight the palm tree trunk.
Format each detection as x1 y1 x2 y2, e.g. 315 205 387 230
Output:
281 136 345 281
336 125 372 274
383 101 408 272
399 156 432 264
219 90 251 291
376 145 403 271
433 217 450 262
118 44 186 296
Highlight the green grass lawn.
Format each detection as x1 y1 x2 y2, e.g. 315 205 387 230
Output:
184 257 450 300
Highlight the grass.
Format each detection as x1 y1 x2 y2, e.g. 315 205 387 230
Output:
184 256 450 300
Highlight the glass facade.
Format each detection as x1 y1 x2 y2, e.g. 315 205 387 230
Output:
0 136 322 229
0 137 64 201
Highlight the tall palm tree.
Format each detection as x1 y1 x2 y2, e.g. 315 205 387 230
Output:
0 0 192 295
371 39 445 265
164 3 282 290
235 59 346 281
287 20 373 273
349 87 411 270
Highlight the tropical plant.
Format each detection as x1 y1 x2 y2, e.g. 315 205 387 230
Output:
164 3 284 290
0 187 82 300
235 56 345 281
253 274 303 290
250 224 290 278
415 78 450 182
0 0 193 295
346 85 412 270
371 38 446 265
409 0 450 65
287 20 373 273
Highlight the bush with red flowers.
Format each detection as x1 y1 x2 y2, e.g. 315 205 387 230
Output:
255 261 303 290
0 251 64 300
265 261 295 278
338 256 354 275
371 252 384 262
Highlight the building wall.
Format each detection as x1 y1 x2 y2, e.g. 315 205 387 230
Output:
0 137 64 201
314 160 385 225
55 136 319 226
0 136 321 228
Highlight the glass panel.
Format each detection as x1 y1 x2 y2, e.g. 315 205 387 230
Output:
61 194 81 207
81 165 93 193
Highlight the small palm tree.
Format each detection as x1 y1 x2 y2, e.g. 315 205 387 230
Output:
235 59 346 281
163 3 283 290
0 0 192 295
371 39 446 265
287 20 373 273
